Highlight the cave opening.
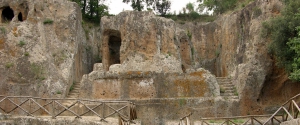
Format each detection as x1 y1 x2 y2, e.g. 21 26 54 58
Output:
2 7 14 23
18 12 23 21
108 35 121 66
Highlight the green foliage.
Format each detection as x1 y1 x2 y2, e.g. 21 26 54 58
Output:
71 0 109 24
179 98 186 106
287 26 300 81
30 63 45 80
56 91 62 94
5 63 13 69
0 27 6 34
187 30 192 40
43 19 53 24
234 87 238 96
262 0 300 80
69 82 75 92
164 12 216 22
186 2 195 13
198 0 237 14
155 0 171 16
252 7 262 18
24 52 29 56
18 40 26 47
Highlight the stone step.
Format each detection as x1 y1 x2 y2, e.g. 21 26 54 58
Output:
219 84 234 88
218 81 232 85
221 93 235 96
220 86 234 90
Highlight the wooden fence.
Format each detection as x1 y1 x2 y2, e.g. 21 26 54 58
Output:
179 93 300 125
0 95 137 124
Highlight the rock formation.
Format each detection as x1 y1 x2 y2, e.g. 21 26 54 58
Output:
0 0 300 124
0 0 91 98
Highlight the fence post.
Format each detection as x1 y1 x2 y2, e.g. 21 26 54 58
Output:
128 102 131 121
52 100 55 119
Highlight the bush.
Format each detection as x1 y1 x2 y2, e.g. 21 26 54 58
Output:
43 19 54 24
262 0 300 81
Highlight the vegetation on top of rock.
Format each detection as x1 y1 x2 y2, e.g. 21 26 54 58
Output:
43 19 54 24
197 0 255 15
262 0 300 81
70 0 109 24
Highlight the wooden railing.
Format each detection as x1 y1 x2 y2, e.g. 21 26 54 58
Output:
178 93 300 125
0 95 137 124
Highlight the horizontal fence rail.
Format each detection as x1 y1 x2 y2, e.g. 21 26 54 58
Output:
179 93 300 125
0 95 137 124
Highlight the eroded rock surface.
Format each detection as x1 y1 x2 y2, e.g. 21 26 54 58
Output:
0 0 90 98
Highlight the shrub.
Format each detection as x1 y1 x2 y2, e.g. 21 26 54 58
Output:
43 19 54 24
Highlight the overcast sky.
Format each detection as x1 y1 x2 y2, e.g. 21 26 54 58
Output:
104 0 199 15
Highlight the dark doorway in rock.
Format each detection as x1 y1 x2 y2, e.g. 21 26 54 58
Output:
18 12 23 21
108 35 121 65
103 29 121 71
2 7 14 23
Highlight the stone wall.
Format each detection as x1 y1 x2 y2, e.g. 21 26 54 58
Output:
79 67 219 99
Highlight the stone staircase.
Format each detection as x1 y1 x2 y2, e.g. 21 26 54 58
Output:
216 77 239 100
64 82 81 106
66 82 81 98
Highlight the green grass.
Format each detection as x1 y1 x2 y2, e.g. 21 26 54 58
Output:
18 40 26 47
234 87 238 96
43 19 54 24
24 52 29 56
69 82 75 92
0 27 6 34
5 63 13 69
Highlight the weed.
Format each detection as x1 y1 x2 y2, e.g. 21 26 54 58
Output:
215 49 220 57
18 40 26 47
233 119 244 123
0 27 6 34
69 82 75 92
43 19 54 24
56 91 62 94
234 87 238 96
24 52 29 56
5 63 13 68
191 47 194 56
187 30 192 40
30 63 45 80
179 98 186 107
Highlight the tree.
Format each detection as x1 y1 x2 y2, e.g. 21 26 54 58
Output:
122 0 149 11
197 0 237 15
154 0 171 16
287 26 300 81
71 0 109 23
186 2 194 13
262 0 300 81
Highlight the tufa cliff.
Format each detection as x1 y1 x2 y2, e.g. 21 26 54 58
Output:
0 0 300 124
0 0 92 98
